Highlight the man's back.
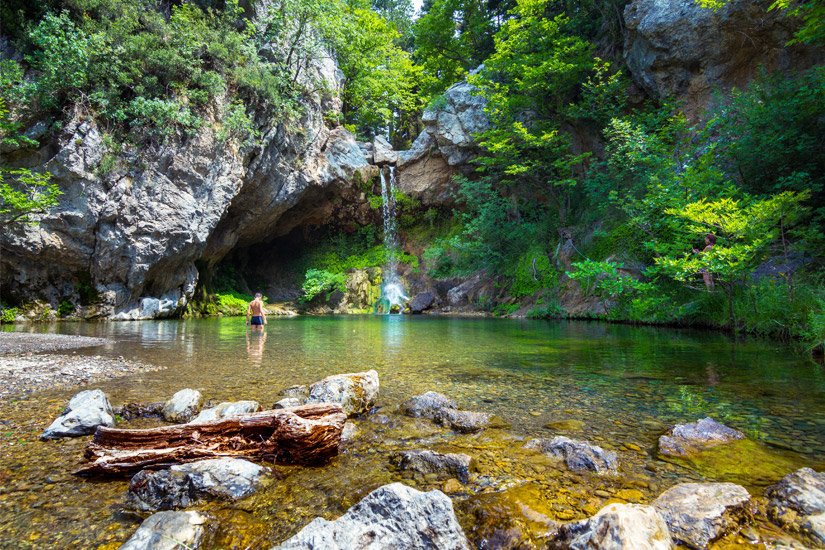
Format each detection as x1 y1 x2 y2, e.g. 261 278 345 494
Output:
248 299 264 316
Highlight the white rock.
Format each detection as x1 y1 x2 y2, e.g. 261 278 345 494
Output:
271 483 471 549
161 389 203 423
652 482 753 548
766 468 825 546
41 389 115 440
555 503 673 550
189 400 260 424
305 370 379 416
118 511 211 550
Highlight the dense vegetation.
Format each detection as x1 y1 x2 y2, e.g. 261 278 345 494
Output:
1 0 824 351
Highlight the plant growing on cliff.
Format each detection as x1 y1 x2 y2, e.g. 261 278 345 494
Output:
301 269 347 302
0 168 62 227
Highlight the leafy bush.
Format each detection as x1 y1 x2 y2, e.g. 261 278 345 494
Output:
1 307 18 323
215 290 254 315
301 269 347 302
567 259 652 315
57 300 74 316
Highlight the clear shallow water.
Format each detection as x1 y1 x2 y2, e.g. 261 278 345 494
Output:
1 317 824 548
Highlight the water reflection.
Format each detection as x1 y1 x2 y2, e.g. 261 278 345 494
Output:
247 329 267 367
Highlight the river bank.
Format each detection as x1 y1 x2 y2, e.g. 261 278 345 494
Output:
0 332 163 399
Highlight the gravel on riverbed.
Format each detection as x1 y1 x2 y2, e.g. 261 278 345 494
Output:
0 332 163 399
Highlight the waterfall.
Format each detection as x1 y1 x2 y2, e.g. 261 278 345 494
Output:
379 166 408 313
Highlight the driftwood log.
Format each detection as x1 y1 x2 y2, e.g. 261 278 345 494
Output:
73 403 346 476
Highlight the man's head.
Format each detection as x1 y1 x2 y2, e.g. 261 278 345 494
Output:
255 292 263 300
705 233 717 246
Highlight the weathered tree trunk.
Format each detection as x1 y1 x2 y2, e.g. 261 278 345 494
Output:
73 403 346 477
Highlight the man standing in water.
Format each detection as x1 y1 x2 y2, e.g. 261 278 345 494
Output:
246 293 267 330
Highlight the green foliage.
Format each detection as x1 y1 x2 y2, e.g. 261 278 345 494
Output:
57 300 75 316
0 167 62 227
215 290 256 315
567 259 652 315
697 0 825 45
526 301 565 319
1 308 18 324
509 251 559 298
216 99 260 146
301 269 347 302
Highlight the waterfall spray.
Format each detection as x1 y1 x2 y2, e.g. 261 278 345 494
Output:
379 166 408 313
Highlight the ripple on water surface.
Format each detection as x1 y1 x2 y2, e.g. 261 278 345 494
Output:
1 317 824 548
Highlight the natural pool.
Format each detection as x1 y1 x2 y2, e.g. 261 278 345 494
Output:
1 316 824 548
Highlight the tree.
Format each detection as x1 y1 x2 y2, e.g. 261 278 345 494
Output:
468 0 623 226
652 191 810 327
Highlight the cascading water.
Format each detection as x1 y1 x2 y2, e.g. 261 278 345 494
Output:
378 166 409 313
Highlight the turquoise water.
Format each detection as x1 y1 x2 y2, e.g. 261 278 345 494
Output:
1 317 824 548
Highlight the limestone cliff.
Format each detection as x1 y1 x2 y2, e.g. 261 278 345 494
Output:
0 54 377 319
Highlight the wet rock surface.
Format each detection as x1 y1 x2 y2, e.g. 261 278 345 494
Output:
552 503 673 550
161 389 204 423
119 510 212 550
658 417 745 457
399 391 457 419
271 482 471 550
126 458 270 512
305 370 379 416
766 468 825 546
189 400 260 424
40 389 115 440
435 408 509 433
390 449 475 483
273 397 303 409
116 402 165 420
524 437 618 475
652 482 753 548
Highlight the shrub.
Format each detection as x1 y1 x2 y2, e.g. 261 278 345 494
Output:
1 307 18 323
301 269 347 302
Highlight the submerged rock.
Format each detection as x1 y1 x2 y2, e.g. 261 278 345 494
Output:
766 468 825 546
115 402 165 421
271 482 471 550
161 389 203 423
524 437 618 475
435 408 509 433
544 419 585 432
652 482 754 548
658 417 745 457
41 389 115 440
390 449 475 483
118 510 212 550
189 400 260 424
399 391 457 419
126 458 269 512
552 503 673 550
279 385 310 399
305 370 379 416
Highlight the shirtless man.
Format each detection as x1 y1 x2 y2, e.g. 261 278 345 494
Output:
692 233 716 290
246 293 267 330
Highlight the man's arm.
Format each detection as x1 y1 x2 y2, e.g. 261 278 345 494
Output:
246 303 251 325
262 304 267 325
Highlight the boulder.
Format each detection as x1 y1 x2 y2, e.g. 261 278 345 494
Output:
189 400 260 424
271 483 471 549
161 389 203 423
273 397 304 409
125 458 270 512
765 468 825 546
409 292 436 314
390 449 475 483
423 77 489 168
399 391 457 419
373 135 398 165
552 503 673 550
524 437 618 475
435 408 509 433
305 370 379 416
652 482 754 548
658 417 745 457
118 510 212 550
41 389 115 440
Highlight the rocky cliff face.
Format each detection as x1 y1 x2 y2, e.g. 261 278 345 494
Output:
624 0 824 118
395 76 489 205
0 54 376 319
